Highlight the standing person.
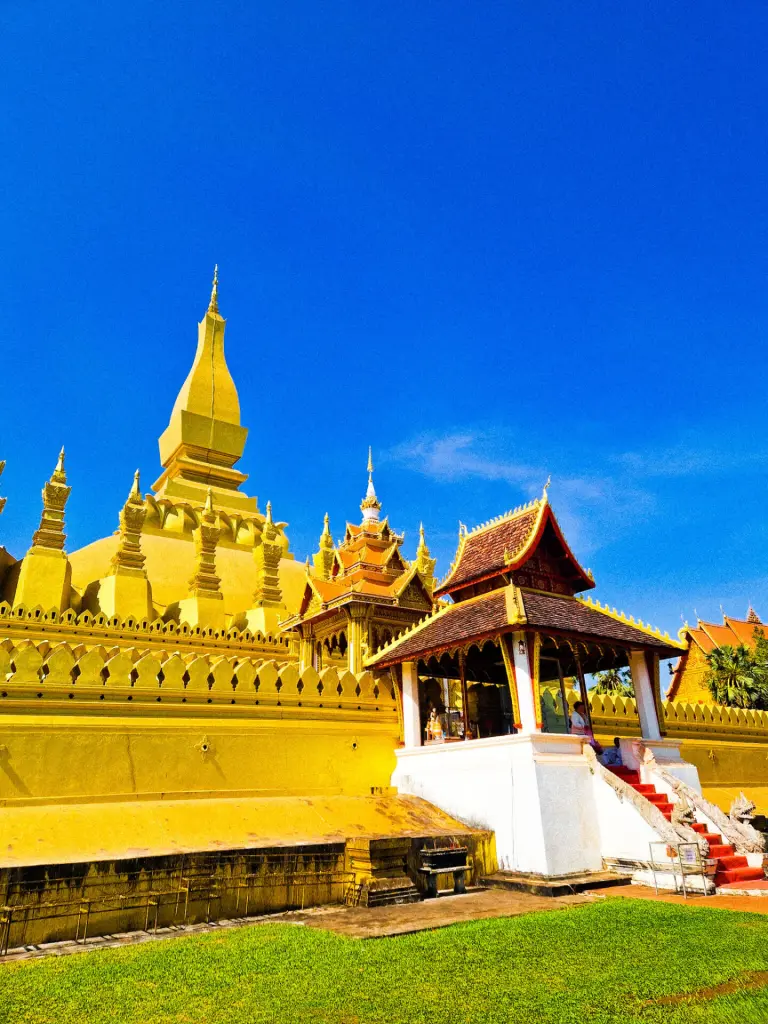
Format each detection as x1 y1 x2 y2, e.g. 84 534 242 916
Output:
571 700 603 755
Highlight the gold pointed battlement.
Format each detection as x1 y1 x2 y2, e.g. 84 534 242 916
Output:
153 268 256 514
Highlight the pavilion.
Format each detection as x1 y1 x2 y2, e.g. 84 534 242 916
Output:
365 490 695 879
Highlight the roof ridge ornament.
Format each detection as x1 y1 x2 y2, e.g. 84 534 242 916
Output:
360 446 382 524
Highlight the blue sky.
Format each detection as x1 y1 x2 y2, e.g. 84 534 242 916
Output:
1 1 767 637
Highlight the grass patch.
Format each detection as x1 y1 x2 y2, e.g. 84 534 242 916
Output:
2 899 768 1023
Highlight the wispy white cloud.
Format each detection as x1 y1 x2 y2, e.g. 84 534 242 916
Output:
389 433 546 489
387 429 655 557
612 438 768 479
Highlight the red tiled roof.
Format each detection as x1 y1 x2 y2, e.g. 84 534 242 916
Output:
688 628 716 654
724 617 763 645
667 615 765 700
698 622 740 649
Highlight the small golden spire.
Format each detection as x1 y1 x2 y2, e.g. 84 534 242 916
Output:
266 500 273 525
53 447 66 483
367 446 374 478
129 469 141 502
208 264 219 315
542 475 551 499
202 487 215 522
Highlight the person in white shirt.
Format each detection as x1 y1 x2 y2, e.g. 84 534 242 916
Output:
570 701 590 736
570 701 603 755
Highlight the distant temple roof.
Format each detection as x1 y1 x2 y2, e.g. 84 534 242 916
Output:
667 609 764 700
281 454 435 630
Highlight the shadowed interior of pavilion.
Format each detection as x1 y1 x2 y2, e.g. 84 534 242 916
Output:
415 637 636 743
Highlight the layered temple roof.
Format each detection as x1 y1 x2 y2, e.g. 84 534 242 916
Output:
283 456 435 628
366 489 683 670
434 490 595 599
366 586 683 669
667 609 764 700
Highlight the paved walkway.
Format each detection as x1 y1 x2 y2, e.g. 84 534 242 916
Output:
289 887 595 938
602 883 768 916
4 883 768 963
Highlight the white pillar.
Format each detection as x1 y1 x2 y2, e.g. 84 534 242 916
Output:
629 649 661 741
512 631 539 734
401 661 422 748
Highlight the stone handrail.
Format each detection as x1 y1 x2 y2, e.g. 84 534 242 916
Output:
642 751 766 855
583 745 709 856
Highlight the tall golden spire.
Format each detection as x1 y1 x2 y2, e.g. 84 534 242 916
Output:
153 267 254 513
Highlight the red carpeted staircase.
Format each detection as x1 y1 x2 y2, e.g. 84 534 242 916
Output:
607 765 765 889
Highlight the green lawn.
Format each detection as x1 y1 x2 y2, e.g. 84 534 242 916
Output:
2 900 768 1024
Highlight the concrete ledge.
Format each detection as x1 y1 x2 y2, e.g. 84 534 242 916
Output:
480 870 631 898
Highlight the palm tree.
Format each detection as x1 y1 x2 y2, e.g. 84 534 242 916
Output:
705 644 768 710
593 667 635 697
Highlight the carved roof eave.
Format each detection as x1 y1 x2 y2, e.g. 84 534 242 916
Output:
366 583 682 669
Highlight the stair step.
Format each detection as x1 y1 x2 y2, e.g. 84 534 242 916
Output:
690 823 707 834
702 833 723 845
717 855 749 870
715 866 766 885
633 785 657 796
645 793 669 804
708 844 735 859
708 843 737 860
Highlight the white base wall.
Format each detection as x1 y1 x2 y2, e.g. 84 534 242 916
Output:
392 733 603 875
393 733 709 883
